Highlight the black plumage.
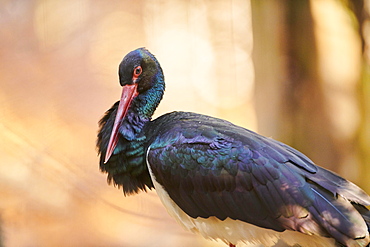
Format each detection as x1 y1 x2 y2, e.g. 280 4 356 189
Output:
97 48 370 247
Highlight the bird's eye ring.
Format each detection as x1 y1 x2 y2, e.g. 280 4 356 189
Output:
132 66 142 82
134 66 142 76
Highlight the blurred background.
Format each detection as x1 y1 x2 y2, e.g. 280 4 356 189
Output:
0 0 369 246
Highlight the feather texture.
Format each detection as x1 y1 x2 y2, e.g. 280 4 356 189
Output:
145 111 370 246
97 48 370 247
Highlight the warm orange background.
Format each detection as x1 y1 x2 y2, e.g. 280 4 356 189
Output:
0 1 368 246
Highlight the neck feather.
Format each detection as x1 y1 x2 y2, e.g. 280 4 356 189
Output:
98 72 165 195
119 74 165 140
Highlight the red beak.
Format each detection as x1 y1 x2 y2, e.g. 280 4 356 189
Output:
104 84 138 163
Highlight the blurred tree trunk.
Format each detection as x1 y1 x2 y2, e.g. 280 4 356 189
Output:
281 0 342 172
250 1 285 139
252 0 340 172
347 0 370 191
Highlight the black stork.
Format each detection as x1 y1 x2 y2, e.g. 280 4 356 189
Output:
97 48 370 247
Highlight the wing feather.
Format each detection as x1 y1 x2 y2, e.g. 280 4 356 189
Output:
145 112 370 245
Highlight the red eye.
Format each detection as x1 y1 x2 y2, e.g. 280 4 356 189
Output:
133 66 142 81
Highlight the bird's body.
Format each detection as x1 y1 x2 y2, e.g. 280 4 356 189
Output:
97 48 370 247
